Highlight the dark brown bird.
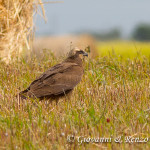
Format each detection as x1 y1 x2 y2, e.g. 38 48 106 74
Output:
19 49 88 101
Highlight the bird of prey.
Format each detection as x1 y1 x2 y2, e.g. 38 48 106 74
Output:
19 49 88 101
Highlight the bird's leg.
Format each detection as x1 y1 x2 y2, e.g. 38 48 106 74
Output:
17 94 21 109
56 99 59 105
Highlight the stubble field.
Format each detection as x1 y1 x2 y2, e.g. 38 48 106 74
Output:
0 41 150 149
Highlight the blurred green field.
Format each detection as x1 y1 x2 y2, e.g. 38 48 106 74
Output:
0 44 150 149
97 41 150 58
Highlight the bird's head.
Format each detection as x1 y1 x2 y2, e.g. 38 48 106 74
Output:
68 47 88 57
65 47 88 64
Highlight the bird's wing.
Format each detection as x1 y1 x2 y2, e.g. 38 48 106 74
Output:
30 62 77 85
29 63 83 98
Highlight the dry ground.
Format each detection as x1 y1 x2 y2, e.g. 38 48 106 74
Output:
0 49 150 149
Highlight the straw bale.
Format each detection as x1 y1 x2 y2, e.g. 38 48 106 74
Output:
33 34 98 58
0 0 42 63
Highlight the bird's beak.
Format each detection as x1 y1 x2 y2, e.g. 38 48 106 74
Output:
83 52 88 57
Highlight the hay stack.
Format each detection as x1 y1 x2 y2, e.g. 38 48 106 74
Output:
33 34 98 58
0 0 45 63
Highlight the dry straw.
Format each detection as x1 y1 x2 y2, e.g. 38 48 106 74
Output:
0 0 62 63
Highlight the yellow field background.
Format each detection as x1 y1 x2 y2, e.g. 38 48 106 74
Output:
97 41 150 58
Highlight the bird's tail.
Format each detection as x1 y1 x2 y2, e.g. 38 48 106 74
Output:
19 88 30 100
